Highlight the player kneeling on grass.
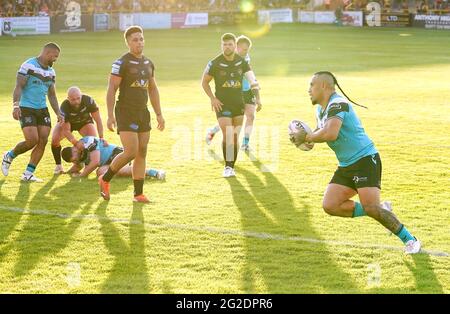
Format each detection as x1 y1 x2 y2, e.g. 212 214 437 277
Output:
51 86 106 175
60 136 165 181
294 71 421 254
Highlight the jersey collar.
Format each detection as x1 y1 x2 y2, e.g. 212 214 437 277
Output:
319 92 339 118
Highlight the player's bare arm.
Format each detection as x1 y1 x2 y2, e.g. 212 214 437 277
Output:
67 161 83 174
201 72 222 112
12 74 27 120
91 110 105 140
79 150 100 177
306 117 342 143
148 75 165 131
48 84 63 122
106 74 121 131
61 122 84 151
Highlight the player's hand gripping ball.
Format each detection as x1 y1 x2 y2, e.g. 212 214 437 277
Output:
288 120 314 151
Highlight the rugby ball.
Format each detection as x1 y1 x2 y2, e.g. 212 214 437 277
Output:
288 120 314 151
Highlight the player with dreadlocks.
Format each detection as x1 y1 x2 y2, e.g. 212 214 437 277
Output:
301 71 421 254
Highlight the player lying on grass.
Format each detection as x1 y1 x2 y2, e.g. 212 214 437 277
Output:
297 71 421 254
61 136 165 180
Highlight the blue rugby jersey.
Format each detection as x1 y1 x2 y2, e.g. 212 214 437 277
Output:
80 136 119 166
316 93 377 167
17 57 56 109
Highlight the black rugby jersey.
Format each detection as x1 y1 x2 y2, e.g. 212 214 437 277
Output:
60 95 98 125
111 53 155 110
206 53 251 106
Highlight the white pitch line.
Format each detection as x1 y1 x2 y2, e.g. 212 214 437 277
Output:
0 205 448 257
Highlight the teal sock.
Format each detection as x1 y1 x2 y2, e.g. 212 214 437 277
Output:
26 163 36 173
395 225 415 244
352 202 367 218
8 150 16 159
243 136 249 145
146 169 158 177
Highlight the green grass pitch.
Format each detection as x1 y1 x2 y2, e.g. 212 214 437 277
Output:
0 24 449 293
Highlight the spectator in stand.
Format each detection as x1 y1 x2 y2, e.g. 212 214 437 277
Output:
418 0 429 12
39 1 50 16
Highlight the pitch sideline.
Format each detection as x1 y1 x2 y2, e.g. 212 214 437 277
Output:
0 204 448 257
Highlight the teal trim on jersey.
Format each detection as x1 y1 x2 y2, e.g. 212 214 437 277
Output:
317 93 378 167
18 58 55 109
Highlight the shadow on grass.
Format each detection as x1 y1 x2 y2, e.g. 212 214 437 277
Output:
224 155 358 293
0 180 31 264
97 201 149 293
406 253 444 293
11 176 131 279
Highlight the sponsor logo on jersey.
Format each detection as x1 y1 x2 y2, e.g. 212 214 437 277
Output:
222 80 242 88
130 80 149 88
329 103 342 110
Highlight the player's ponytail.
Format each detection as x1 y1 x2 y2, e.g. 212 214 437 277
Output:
315 71 368 109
